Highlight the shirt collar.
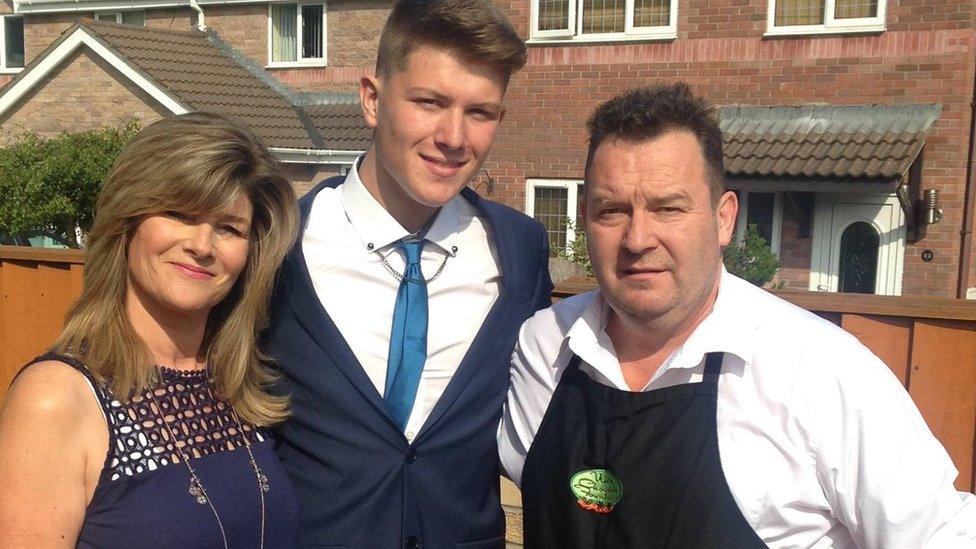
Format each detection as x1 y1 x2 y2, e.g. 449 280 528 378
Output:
341 158 461 256
565 267 757 383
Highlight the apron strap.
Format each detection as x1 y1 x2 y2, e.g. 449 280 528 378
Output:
702 352 724 384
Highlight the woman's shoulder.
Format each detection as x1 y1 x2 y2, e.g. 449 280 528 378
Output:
4 358 102 425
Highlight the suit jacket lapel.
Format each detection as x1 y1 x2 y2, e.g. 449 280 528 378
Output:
286 179 402 430
416 188 521 440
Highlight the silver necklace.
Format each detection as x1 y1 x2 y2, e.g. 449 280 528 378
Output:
146 373 268 549
377 247 449 283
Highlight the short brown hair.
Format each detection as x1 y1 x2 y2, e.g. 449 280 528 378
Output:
584 83 725 204
375 0 527 84
52 112 298 426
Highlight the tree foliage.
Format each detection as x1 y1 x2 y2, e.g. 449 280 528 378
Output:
722 224 781 287
557 219 594 277
0 121 140 247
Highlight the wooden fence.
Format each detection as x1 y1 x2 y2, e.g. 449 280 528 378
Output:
1 247 974 495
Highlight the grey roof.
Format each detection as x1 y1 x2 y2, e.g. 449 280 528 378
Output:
1 19 368 152
720 104 942 179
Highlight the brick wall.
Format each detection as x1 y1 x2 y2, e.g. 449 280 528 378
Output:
0 48 166 144
478 0 976 297
285 163 343 197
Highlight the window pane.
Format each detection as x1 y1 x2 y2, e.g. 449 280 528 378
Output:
838 222 879 294
538 0 570 31
301 4 323 59
120 10 146 26
746 192 775 248
271 4 297 62
93 12 114 22
533 187 569 255
4 17 24 69
634 0 670 27
834 0 877 19
582 0 625 34
774 0 825 26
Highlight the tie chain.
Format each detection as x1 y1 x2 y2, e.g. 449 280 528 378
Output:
377 248 449 284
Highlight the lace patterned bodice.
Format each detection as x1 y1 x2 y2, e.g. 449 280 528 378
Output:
26 353 298 548
99 365 264 481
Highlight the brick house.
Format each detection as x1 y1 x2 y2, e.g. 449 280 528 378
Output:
0 0 973 298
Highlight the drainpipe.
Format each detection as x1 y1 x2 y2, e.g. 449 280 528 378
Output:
189 0 206 31
959 56 976 299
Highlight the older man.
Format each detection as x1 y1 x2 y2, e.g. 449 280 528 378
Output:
499 83 976 548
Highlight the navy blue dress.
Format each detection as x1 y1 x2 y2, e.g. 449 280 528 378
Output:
31 354 299 548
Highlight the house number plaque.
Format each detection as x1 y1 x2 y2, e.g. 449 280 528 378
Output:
921 250 934 262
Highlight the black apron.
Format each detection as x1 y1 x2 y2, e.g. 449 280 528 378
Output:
521 352 768 548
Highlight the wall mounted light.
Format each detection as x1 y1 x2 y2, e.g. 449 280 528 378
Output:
922 189 944 225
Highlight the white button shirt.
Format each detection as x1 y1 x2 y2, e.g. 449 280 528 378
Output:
303 162 500 441
499 269 976 548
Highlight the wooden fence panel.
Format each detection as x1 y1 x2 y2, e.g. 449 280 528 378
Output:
907 319 976 492
839 314 913 385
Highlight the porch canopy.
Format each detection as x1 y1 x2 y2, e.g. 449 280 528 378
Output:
720 104 942 193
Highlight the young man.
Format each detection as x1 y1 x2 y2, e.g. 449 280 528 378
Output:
499 84 976 548
265 1 553 548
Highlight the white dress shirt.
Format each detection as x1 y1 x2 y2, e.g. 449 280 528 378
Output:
499 268 976 548
303 161 500 441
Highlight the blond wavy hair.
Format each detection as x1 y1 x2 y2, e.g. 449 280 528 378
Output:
50 112 298 426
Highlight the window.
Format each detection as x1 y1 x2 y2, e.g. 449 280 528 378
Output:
94 11 146 26
0 15 24 72
767 0 885 35
837 221 879 294
526 179 583 256
735 191 783 256
531 0 676 42
269 2 326 66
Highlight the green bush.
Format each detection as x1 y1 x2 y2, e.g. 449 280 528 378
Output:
0 121 140 247
722 224 780 287
557 219 594 277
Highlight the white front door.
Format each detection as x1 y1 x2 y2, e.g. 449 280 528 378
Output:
809 193 906 296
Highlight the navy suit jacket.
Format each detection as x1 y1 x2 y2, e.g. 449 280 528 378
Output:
266 177 553 548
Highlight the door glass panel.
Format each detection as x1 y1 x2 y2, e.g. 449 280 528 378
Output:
838 221 879 294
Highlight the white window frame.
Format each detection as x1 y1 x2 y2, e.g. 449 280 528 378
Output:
735 190 783 257
525 179 583 254
765 0 885 37
529 0 678 44
266 1 327 68
93 10 146 25
0 15 24 74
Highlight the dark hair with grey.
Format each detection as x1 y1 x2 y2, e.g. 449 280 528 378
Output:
584 83 725 203
375 0 527 85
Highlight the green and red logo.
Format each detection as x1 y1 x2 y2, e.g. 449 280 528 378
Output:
570 469 623 514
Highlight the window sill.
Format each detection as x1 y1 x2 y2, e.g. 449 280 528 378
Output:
764 23 885 37
266 61 328 69
0 67 24 75
527 32 677 46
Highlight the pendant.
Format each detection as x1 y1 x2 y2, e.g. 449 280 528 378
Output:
570 469 623 514
256 469 270 493
188 477 208 505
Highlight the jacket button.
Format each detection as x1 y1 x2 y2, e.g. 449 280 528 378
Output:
406 535 421 549
406 448 418 463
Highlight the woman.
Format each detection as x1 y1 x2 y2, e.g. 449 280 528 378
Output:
0 112 300 547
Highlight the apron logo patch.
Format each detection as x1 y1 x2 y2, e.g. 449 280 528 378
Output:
570 469 623 514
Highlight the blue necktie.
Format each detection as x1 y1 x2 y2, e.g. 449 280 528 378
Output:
384 240 428 430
